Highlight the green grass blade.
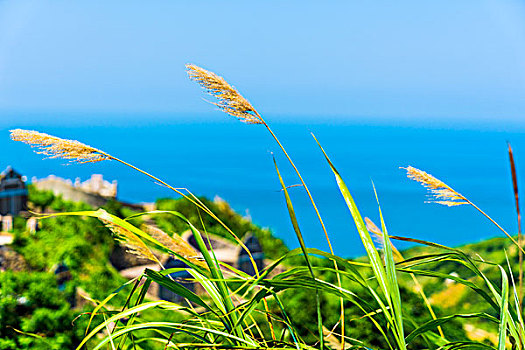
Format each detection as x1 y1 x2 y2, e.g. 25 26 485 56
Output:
93 322 258 350
76 300 179 350
85 276 140 336
144 269 212 311
313 137 389 299
498 266 509 350
373 182 405 346
314 135 404 349
405 313 498 344
273 156 324 350
436 341 497 350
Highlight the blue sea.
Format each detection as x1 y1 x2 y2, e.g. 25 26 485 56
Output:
1 114 524 257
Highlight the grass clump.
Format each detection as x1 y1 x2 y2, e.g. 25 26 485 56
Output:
6 64 525 350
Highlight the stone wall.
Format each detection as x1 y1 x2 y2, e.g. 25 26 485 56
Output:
33 176 110 208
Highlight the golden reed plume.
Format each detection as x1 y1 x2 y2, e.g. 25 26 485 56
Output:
10 129 110 164
186 64 264 125
403 166 468 206
141 224 206 267
103 220 160 265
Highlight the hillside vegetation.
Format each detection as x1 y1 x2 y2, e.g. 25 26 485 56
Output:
3 185 520 348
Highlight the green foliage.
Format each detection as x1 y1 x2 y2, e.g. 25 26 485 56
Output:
1 188 129 348
27 184 54 212
0 270 88 349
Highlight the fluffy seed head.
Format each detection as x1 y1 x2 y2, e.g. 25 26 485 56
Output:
186 64 263 124
404 166 467 206
103 220 160 264
141 224 205 267
10 129 109 163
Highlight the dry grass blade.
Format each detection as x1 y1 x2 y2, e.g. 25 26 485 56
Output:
403 166 468 206
10 129 110 164
323 326 351 350
103 220 160 265
141 224 206 267
186 64 263 125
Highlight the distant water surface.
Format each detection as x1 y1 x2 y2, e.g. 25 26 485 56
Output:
2 117 524 257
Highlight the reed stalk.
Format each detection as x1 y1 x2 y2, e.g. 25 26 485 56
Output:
508 142 522 310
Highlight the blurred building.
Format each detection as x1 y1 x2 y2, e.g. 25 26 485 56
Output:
0 166 28 216
74 174 117 198
119 230 267 305
32 174 117 207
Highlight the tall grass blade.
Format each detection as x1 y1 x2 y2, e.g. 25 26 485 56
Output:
273 157 324 350
372 183 406 346
498 266 510 350
313 134 406 350
366 217 445 338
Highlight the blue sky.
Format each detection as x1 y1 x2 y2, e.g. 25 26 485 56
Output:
1 1 525 125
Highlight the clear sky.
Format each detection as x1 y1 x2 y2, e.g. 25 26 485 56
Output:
1 1 525 125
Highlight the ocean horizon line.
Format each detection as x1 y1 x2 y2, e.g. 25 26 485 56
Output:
1 110 524 133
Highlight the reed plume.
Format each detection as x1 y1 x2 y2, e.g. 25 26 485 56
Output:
404 165 525 255
10 129 110 164
103 220 160 265
403 166 467 206
186 64 264 125
141 224 205 267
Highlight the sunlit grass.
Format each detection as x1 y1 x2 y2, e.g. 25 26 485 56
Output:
9 65 525 350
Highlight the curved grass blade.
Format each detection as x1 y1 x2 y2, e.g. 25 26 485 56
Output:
77 300 181 349
436 341 497 350
92 322 260 350
405 313 498 344
144 269 212 311
313 134 405 350
84 275 141 336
